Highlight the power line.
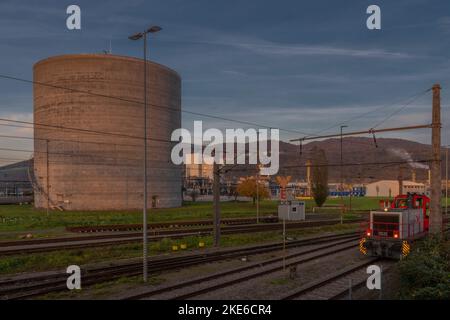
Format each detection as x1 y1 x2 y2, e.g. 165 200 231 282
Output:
0 157 29 162
300 88 431 139
0 74 310 135
0 117 172 143
0 132 147 149
371 90 431 129
283 159 432 169
0 147 143 163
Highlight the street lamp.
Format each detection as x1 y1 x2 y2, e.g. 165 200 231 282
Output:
129 25 162 283
340 125 348 224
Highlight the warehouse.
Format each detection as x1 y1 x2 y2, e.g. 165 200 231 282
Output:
365 180 427 198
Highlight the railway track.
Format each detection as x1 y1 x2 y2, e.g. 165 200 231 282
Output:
280 258 390 300
0 231 361 300
122 236 363 300
0 218 365 256
65 216 280 233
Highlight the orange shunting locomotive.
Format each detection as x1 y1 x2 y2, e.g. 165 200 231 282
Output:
360 193 429 259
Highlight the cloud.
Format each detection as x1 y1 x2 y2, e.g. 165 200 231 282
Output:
232 41 414 59
0 112 33 163
160 25 416 60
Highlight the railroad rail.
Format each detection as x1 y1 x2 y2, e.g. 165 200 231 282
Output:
0 218 365 256
122 236 362 300
0 232 360 300
65 216 280 233
280 258 385 300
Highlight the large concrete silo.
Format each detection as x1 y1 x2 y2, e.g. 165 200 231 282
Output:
33 54 182 210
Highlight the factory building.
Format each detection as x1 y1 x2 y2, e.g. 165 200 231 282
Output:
365 180 427 198
33 54 182 210
0 160 33 204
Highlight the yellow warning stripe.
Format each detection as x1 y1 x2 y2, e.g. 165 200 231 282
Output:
359 238 367 255
402 241 411 257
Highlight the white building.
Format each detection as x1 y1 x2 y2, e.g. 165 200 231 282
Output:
184 153 214 179
366 180 427 197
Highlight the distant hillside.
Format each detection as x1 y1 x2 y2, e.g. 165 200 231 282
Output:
223 137 446 184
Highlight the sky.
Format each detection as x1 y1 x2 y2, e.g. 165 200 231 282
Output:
1 0 450 164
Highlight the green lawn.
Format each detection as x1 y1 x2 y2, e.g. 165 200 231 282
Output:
0 197 384 235
0 197 383 234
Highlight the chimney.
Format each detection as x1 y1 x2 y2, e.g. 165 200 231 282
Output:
428 169 431 186
411 169 416 183
398 166 403 195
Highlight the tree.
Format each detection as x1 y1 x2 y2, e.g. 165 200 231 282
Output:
237 177 269 205
311 147 329 207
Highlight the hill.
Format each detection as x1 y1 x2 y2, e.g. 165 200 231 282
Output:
224 137 445 184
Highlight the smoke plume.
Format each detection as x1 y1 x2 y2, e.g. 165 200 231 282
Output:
387 148 429 170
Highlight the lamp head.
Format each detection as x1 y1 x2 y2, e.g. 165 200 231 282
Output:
128 33 143 40
147 26 162 33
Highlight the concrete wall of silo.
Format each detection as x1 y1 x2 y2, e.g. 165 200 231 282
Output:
33 54 182 210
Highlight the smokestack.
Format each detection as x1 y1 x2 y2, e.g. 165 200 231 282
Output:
428 169 431 186
411 169 416 183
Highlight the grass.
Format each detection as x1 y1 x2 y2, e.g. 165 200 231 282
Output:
0 197 382 235
0 222 360 276
0 201 275 234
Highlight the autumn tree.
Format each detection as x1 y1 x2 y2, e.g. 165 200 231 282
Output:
237 177 270 205
311 147 329 207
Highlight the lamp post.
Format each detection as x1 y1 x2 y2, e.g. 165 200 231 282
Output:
129 25 162 283
340 125 348 224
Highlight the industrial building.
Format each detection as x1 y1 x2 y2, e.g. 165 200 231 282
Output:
0 160 33 204
365 180 427 198
33 54 182 210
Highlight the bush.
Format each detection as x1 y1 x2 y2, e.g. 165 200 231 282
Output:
398 235 450 299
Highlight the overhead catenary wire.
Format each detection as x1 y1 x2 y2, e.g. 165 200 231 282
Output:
0 74 311 136
301 88 431 139
0 132 150 149
0 147 143 163
0 117 173 143
282 159 433 169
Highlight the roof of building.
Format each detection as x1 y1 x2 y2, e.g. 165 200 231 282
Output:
366 180 425 187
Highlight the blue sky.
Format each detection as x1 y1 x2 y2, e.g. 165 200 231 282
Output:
1 0 450 163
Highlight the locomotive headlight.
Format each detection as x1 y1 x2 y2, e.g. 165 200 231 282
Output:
384 208 388 212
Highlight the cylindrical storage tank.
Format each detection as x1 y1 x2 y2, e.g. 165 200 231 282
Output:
33 54 182 210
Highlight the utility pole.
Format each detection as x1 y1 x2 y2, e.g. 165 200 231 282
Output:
46 139 50 216
340 125 347 224
213 162 221 246
446 146 449 214
256 132 260 224
256 166 259 224
430 84 442 234
306 159 312 197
